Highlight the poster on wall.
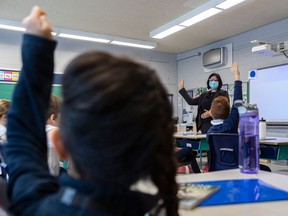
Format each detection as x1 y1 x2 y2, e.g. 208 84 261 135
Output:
0 69 62 85
0 70 19 82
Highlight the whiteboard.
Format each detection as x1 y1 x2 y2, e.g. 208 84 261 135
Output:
249 64 288 122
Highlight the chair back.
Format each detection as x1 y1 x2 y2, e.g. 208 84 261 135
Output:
208 133 239 171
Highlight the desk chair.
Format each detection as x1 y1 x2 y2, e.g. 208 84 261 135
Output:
208 133 239 171
208 133 271 172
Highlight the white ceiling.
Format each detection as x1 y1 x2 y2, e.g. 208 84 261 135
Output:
0 0 288 53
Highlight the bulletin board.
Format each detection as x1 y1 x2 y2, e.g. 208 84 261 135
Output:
182 89 195 124
0 69 62 100
227 82 248 106
249 64 288 121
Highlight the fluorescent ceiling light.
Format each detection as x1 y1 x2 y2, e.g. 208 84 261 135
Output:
152 25 185 39
180 8 222 27
0 19 156 50
0 24 25 32
58 33 110 43
216 0 246 10
111 41 155 49
150 0 245 39
0 21 58 36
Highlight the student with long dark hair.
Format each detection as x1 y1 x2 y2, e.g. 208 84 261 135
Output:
6 6 179 216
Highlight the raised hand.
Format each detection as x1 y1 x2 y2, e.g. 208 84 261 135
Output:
22 6 52 40
178 80 185 89
230 62 240 80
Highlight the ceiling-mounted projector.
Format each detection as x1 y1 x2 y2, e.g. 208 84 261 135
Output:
277 41 288 53
251 44 277 56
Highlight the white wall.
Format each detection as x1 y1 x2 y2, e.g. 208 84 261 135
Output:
0 29 178 116
2 17 288 119
177 17 288 121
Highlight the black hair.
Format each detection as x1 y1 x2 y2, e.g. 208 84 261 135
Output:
60 51 178 215
206 73 223 91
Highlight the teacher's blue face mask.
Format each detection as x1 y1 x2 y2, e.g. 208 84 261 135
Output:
209 80 219 90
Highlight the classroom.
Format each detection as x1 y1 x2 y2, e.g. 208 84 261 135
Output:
1 0 288 215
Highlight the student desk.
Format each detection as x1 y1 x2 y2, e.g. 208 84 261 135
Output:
177 169 288 216
173 133 206 141
174 133 208 169
260 137 288 160
174 134 288 161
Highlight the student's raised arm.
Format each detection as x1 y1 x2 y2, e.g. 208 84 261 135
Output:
5 6 58 214
231 62 240 81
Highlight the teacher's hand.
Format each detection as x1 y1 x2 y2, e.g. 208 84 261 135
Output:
178 80 184 89
201 109 211 119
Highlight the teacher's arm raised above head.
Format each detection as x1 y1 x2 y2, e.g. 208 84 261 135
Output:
178 80 201 105
179 88 200 105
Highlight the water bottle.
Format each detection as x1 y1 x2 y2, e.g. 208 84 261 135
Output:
259 118 267 139
236 101 260 174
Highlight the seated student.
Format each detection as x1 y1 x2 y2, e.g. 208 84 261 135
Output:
46 95 62 176
204 63 241 169
175 147 201 173
5 6 179 216
0 99 10 164
207 62 241 135
0 100 11 143
206 63 271 172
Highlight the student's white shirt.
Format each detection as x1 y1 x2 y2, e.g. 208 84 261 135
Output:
46 124 57 148
211 119 224 125
0 124 7 141
46 124 60 176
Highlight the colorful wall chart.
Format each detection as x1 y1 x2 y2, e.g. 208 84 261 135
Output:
0 70 20 82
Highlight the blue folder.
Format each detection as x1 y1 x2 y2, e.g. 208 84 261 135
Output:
190 179 288 206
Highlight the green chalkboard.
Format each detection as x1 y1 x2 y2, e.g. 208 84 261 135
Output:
0 83 16 100
51 85 62 98
0 82 62 100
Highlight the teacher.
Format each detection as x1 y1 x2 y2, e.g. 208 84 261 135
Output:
179 73 228 133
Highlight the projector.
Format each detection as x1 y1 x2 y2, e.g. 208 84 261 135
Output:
251 44 277 56
277 41 288 53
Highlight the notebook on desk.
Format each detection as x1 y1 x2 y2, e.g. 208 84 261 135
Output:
189 179 288 207
178 183 220 209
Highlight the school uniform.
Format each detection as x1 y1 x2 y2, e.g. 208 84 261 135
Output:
206 80 242 136
5 34 158 216
46 125 60 176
